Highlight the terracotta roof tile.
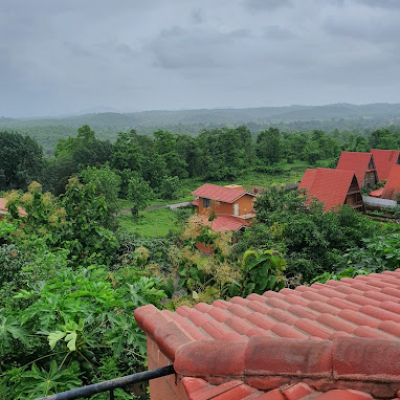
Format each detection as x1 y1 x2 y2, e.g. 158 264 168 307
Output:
298 168 359 211
369 187 384 198
135 271 400 400
371 149 400 182
382 165 400 200
336 151 375 186
191 215 250 232
192 183 255 203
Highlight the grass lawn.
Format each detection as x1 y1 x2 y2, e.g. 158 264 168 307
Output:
117 208 179 237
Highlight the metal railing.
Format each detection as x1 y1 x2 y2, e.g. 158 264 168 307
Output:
35 365 175 400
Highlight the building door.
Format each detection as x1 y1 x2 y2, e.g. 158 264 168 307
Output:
234 203 239 216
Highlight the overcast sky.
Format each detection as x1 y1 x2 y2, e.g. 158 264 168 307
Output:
1 0 399 117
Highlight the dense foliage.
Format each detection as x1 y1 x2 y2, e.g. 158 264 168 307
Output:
3 121 400 398
3 123 400 199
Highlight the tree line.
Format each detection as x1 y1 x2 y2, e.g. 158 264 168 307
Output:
2 124 400 200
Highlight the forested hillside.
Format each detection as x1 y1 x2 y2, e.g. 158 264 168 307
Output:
2 103 400 154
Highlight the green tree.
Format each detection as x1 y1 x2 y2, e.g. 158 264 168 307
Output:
127 176 153 221
256 128 282 165
111 130 143 173
80 164 121 229
160 176 181 200
61 177 119 266
0 131 47 191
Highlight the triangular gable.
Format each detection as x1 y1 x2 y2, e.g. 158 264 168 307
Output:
382 165 400 200
299 168 357 211
371 149 400 182
336 151 374 187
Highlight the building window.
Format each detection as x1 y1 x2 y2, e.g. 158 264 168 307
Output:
203 198 211 208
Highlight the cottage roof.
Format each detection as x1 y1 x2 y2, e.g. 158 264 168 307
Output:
192 184 255 203
135 270 400 400
336 151 374 186
369 187 384 198
191 215 249 232
371 149 400 182
298 168 357 211
382 165 400 201
0 198 28 216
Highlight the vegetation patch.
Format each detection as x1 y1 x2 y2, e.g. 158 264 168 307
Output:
117 208 180 237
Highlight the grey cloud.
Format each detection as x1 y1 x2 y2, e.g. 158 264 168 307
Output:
191 9 205 24
149 27 252 70
264 25 295 40
245 0 292 12
324 16 400 45
0 0 399 117
354 0 400 9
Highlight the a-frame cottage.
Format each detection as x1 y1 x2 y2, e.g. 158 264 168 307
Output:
371 149 400 182
381 165 400 201
336 152 378 190
298 168 364 212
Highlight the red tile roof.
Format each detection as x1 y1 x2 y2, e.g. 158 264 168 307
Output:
369 187 384 198
0 198 28 217
182 378 375 400
336 152 374 186
371 149 400 182
382 165 400 200
191 215 249 232
298 168 358 211
135 270 400 399
192 184 255 203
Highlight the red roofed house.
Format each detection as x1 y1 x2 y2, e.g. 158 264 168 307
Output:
135 270 400 400
191 184 256 233
371 149 400 182
0 198 27 221
298 168 364 212
336 152 378 190
381 165 400 201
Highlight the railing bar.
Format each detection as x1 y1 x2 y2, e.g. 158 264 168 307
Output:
110 388 114 400
35 365 175 400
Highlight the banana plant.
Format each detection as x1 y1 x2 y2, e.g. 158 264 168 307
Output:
240 249 286 296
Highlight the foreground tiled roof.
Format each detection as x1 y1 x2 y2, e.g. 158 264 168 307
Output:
0 198 28 216
336 152 374 186
135 270 400 400
298 168 357 211
182 377 376 400
382 165 400 201
192 184 255 203
191 215 250 232
371 149 400 182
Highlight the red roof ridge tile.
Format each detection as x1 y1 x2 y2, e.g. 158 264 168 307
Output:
173 337 400 394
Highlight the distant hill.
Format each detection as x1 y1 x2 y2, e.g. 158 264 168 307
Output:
1 103 400 154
